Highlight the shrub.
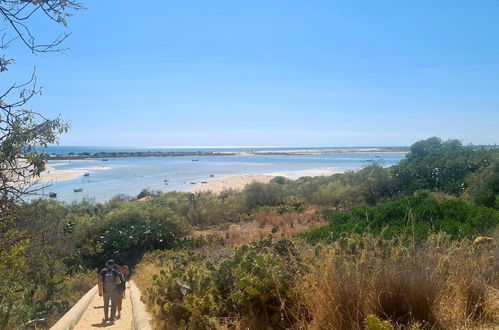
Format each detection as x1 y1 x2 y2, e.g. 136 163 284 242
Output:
137 237 303 329
300 195 499 244
391 137 496 195
465 161 499 209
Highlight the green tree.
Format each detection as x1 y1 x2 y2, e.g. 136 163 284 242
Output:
1 0 83 214
392 137 492 195
1 1 82 328
466 160 499 208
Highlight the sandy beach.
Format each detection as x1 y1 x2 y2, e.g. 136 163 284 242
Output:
36 164 111 183
191 168 343 194
32 149 405 202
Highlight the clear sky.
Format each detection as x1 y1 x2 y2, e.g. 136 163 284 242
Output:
2 1 499 146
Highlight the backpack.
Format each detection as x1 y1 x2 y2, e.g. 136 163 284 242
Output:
117 273 126 291
103 269 118 293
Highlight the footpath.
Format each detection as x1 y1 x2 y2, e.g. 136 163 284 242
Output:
51 281 151 330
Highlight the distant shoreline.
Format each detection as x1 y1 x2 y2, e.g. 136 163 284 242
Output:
47 147 409 160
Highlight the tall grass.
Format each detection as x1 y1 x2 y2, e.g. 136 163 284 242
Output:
134 232 498 329
297 233 498 329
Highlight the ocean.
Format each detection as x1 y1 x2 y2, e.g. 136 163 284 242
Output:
33 146 407 203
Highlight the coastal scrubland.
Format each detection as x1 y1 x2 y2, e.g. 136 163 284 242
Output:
1 137 498 329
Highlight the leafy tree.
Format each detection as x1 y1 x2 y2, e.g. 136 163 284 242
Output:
466 160 499 209
13 200 78 322
392 137 492 195
1 0 82 213
1 1 82 328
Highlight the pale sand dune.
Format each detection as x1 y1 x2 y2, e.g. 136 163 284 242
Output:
191 168 343 194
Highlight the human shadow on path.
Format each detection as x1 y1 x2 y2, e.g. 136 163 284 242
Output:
90 322 115 328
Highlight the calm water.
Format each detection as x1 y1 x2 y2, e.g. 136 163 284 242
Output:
34 147 407 203
43 146 406 154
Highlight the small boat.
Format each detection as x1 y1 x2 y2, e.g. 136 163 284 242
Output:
201 181 208 184
163 179 169 182
209 174 215 177
190 182 196 185
74 188 83 193
102 159 109 161
83 173 90 177
49 192 57 198
192 159 199 162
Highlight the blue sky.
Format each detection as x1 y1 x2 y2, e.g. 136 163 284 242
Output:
2 1 499 146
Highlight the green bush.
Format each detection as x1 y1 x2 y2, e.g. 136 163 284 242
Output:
142 237 303 329
391 137 496 195
465 161 499 209
300 194 499 244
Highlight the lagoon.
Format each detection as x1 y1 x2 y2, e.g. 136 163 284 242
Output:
34 147 407 203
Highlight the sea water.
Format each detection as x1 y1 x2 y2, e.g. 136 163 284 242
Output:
33 147 407 203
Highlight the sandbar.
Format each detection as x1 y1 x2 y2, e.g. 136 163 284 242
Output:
190 168 343 194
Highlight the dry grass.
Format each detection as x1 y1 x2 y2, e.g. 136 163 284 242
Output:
133 229 499 329
191 208 325 246
133 261 157 295
296 233 499 330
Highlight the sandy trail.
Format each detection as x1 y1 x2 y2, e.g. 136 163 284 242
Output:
73 284 133 330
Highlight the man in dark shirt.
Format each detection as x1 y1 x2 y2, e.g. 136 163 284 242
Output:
98 259 120 323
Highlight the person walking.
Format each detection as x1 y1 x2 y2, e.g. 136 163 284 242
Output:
98 259 121 323
120 264 130 281
114 264 127 319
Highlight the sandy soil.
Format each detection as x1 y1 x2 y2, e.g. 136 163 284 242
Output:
73 285 133 330
191 168 343 194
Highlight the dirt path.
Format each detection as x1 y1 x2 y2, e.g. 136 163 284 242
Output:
73 283 133 330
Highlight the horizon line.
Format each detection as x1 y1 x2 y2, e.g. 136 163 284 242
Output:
48 145 410 149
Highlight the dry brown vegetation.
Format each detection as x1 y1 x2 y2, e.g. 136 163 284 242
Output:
297 233 499 330
134 232 498 330
190 208 325 245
